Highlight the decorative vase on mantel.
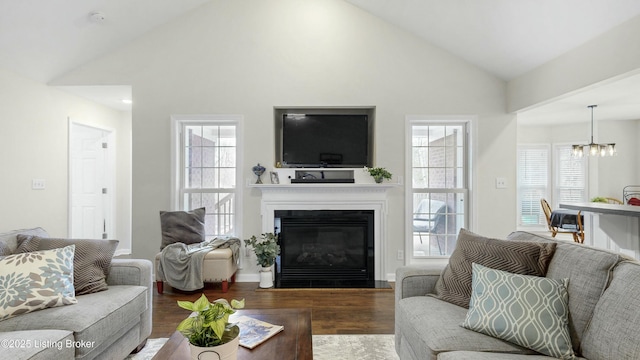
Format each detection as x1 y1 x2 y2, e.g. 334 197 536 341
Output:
252 163 266 184
259 266 274 288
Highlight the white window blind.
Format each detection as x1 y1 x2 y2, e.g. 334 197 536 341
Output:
517 145 549 226
555 145 586 205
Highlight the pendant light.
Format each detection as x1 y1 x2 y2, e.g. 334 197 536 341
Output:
571 105 616 157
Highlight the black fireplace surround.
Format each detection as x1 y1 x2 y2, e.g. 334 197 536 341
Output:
274 210 375 288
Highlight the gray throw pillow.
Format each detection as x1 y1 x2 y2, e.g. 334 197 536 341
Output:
159 207 206 250
0 227 49 255
432 229 557 308
16 235 119 295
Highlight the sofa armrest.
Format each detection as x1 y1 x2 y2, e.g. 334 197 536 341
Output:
395 264 445 303
107 258 153 288
394 264 445 354
107 258 154 343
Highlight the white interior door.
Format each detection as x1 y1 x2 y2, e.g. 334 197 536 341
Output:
70 123 113 239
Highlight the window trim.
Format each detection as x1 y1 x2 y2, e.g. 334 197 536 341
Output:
405 115 476 264
170 115 244 242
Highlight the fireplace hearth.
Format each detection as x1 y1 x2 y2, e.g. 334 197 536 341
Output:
274 210 384 288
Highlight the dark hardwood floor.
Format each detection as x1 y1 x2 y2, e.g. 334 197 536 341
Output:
150 282 395 338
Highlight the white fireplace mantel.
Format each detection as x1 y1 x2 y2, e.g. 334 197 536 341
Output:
249 183 398 281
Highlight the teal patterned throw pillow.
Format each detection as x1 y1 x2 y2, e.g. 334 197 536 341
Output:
462 263 574 360
0 245 77 321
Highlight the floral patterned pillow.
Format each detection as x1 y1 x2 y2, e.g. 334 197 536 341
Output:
0 245 77 321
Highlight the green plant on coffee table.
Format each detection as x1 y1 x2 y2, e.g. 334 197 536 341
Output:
244 232 281 267
176 294 245 347
364 166 392 183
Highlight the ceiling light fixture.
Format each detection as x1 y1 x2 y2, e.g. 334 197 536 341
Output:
121 99 132 104
572 105 615 157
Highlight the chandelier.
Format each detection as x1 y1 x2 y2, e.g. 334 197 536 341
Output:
572 105 616 157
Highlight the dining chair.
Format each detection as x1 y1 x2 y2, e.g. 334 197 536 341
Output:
540 198 585 243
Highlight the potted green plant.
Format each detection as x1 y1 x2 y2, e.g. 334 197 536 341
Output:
244 233 281 288
176 294 245 360
364 166 392 183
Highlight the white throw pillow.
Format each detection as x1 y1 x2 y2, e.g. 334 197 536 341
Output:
0 245 77 321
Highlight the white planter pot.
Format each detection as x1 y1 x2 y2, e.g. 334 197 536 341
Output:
259 266 274 288
189 334 239 360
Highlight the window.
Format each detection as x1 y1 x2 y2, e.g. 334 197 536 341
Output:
516 144 586 228
172 116 242 238
554 145 586 205
517 145 549 227
408 120 469 258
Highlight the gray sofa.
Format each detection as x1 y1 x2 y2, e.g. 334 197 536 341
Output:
395 231 640 360
0 228 153 360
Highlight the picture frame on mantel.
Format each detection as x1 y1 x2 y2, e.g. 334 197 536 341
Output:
270 171 279 184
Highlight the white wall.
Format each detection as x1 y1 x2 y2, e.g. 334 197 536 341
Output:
517 122 588 144
51 0 513 278
0 67 132 253
598 119 640 199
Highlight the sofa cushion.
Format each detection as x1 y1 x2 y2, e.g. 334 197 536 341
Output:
581 261 640 359
462 263 574 359
0 227 48 256
159 207 206 250
433 229 556 308
16 235 119 295
0 285 148 359
437 351 587 360
507 231 621 353
397 295 536 360
0 330 75 360
0 245 77 321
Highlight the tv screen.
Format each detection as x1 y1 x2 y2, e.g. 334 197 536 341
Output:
281 114 370 167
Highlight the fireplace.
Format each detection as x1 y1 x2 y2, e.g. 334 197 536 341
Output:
252 181 392 287
274 210 375 288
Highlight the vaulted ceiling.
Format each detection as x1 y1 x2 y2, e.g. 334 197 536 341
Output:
2 0 640 120
347 0 640 81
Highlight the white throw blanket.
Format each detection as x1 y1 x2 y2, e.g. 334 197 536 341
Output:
157 237 240 291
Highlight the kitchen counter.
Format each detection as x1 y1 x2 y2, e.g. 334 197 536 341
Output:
560 202 640 217
560 202 640 258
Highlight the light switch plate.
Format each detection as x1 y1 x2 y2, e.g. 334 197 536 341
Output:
32 179 46 190
495 177 507 189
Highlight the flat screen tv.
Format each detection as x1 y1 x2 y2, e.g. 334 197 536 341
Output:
280 113 372 168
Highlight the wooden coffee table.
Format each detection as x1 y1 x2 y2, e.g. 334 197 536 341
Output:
152 308 312 360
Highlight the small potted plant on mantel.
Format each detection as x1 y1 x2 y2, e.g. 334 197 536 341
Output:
364 166 393 183
176 294 245 360
244 232 281 288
